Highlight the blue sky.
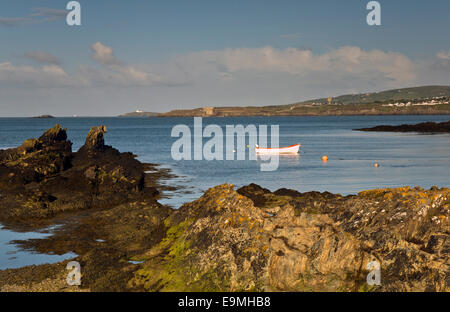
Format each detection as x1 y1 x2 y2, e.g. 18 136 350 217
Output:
1 0 449 116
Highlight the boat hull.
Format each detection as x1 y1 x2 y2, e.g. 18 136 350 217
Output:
255 144 300 155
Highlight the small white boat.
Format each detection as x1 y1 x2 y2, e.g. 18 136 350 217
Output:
255 144 300 154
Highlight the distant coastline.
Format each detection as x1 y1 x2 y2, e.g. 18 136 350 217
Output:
119 111 158 117
25 86 450 119
119 104 450 118
120 85 450 117
32 115 55 119
154 104 450 117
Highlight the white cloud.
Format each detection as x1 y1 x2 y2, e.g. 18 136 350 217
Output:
0 17 32 27
16 44 418 89
0 62 70 87
91 42 123 66
178 46 416 83
0 44 420 89
24 51 61 65
78 64 164 87
0 7 67 27
88 42 178 86
30 8 68 21
437 51 450 60
42 64 67 77
0 42 181 88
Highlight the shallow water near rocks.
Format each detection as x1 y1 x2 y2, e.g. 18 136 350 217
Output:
0 225 77 269
0 115 449 269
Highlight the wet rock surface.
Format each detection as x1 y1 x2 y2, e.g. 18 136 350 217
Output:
0 124 158 222
355 120 450 133
0 126 448 292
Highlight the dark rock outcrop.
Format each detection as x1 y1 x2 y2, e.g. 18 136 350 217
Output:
39 124 68 142
355 121 450 133
78 125 107 153
0 125 72 188
0 124 158 221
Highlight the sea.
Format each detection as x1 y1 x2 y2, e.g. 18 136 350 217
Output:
0 115 449 269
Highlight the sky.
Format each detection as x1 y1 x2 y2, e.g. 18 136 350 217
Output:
0 0 449 116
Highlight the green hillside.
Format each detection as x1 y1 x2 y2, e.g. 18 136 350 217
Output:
153 85 450 117
293 86 450 106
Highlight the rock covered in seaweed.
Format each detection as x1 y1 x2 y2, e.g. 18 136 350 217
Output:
0 124 158 221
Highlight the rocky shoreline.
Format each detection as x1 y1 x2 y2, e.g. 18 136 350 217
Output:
0 126 448 292
355 120 450 133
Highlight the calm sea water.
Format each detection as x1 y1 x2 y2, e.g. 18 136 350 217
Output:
1 115 449 269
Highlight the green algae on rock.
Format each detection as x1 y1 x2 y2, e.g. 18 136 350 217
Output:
130 184 269 291
130 184 449 292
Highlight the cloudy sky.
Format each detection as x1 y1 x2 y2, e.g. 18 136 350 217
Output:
1 0 449 116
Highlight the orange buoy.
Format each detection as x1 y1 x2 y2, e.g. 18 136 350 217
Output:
374 163 380 168
322 155 328 162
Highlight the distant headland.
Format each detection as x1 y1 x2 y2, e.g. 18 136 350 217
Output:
120 85 450 117
32 115 55 119
119 110 158 117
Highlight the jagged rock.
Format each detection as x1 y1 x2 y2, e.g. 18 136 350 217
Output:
0 125 72 188
0 125 158 222
79 125 107 152
38 124 68 143
0 125 68 163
